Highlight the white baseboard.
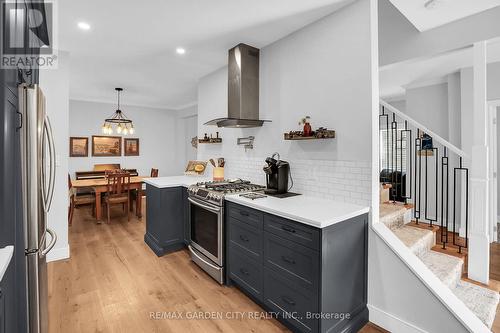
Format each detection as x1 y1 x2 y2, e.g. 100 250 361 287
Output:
368 304 428 333
46 244 70 262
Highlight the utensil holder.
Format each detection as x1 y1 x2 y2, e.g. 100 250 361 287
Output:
213 167 224 181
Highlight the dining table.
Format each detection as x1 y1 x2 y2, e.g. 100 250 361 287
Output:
71 176 148 222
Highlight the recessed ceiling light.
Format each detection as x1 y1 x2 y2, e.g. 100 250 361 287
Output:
176 47 186 55
77 22 91 30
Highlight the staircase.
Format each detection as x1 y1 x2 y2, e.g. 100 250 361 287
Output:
380 203 499 329
379 100 500 329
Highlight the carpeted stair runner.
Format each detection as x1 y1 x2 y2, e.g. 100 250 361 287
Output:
380 202 500 329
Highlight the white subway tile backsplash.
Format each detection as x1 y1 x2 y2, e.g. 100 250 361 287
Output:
198 154 371 206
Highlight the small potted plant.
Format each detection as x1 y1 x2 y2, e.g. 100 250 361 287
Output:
299 116 312 137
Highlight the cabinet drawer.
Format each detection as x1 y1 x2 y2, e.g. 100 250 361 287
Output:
264 267 318 333
264 214 320 251
229 219 262 259
227 203 263 229
264 233 319 290
229 245 263 301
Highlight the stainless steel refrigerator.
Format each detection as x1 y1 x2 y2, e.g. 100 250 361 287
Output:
19 84 57 333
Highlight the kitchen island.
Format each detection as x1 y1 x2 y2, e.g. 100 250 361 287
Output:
144 176 370 333
143 175 210 256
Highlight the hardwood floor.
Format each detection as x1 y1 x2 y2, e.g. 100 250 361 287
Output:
490 242 500 332
48 202 382 333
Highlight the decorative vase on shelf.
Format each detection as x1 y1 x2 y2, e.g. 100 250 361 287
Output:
303 122 312 137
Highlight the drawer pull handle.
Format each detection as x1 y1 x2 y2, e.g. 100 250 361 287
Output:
240 211 250 217
281 255 296 264
281 296 296 306
239 235 250 242
240 268 250 276
281 226 296 233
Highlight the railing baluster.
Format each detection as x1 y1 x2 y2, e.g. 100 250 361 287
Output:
441 147 448 248
453 157 469 253
424 147 439 227
401 120 412 202
391 113 398 202
415 129 422 224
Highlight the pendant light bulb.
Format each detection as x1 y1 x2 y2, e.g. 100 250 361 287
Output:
117 124 122 134
108 126 113 134
129 125 135 134
123 127 128 135
102 123 107 134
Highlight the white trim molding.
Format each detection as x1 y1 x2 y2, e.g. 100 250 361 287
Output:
468 42 490 284
368 304 428 333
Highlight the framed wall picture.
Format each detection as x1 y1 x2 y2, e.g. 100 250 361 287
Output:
91 135 122 157
69 137 88 157
124 138 140 156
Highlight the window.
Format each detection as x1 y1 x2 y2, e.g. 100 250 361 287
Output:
380 128 409 173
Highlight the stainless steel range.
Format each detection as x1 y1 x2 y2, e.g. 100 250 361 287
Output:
187 179 264 284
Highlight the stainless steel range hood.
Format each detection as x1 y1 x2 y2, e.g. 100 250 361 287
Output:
204 43 270 128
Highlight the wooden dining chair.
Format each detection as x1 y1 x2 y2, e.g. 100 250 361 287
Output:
68 174 96 226
130 168 158 213
105 171 131 223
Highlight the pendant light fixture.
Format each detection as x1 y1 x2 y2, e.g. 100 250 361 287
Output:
101 88 135 135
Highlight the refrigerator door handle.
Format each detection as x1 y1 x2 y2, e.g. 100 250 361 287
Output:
41 228 57 257
43 116 56 212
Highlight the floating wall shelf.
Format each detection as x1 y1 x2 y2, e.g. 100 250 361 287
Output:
198 140 223 144
284 130 335 141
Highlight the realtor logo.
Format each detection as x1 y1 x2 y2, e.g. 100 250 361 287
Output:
1 0 58 69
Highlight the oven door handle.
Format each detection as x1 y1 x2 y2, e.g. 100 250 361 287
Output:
188 245 221 271
188 197 221 213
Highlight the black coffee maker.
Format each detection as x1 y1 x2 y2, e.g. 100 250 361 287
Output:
263 153 290 195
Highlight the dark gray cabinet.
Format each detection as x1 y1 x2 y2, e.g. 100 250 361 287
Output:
183 187 189 245
226 201 368 333
144 185 185 256
0 257 14 333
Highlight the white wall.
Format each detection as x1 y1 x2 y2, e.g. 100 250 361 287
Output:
378 0 500 67
406 83 449 140
448 72 462 148
175 105 198 173
39 51 70 262
197 0 374 206
388 100 406 113
68 100 188 177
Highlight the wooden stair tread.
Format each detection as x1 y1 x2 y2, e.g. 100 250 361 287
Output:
408 221 439 233
461 277 499 293
431 245 467 260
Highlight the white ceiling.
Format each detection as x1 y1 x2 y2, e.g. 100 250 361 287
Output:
380 39 500 99
59 0 353 110
389 0 500 32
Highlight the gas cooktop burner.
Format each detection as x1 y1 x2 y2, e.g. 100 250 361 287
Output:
188 179 265 206
195 179 249 186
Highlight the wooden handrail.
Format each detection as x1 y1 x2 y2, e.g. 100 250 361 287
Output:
380 99 470 160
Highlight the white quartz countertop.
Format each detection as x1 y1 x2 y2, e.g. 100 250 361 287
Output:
225 194 370 228
0 245 14 282
143 175 211 188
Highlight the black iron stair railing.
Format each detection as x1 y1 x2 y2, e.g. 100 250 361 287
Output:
379 100 470 253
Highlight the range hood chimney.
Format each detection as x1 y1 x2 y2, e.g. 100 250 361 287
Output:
204 43 270 128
